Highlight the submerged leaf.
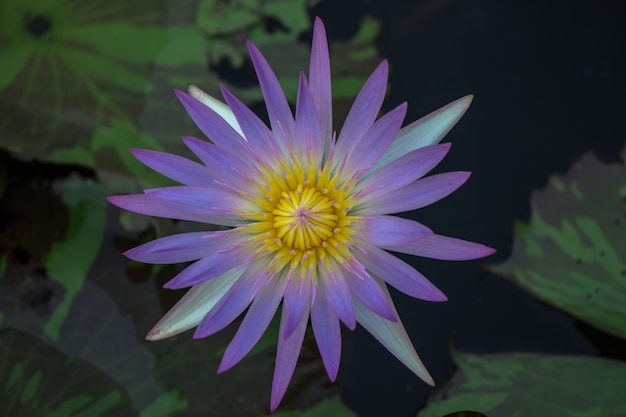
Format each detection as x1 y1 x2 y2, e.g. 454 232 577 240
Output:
0 329 135 417
491 151 626 339
45 176 107 340
418 352 626 417
271 396 357 417
0 0 207 191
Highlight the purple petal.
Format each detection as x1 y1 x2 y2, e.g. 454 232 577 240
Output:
354 282 433 385
309 17 332 142
220 86 281 160
377 95 473 168
247 40 296 141
357 143 451 198
344 103 407 177
124 230 241 264
130 149 213 186
271 301 309 411
295 72 324 160
146 269 243 340
345 266 396 322
311 284 342 381
354 172 471 215
354 240 447 301
164 243 253 289
107 189 244 227
175 89 244 149
194 257 272 338
385 234 496 260
355 215 432 247
182 136 254 192
283 277 312 338
334 61 388 163
218 274 288 373
320 264 356 329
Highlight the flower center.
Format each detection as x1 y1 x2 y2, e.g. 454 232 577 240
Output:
272 186 338 250
237 154 360 278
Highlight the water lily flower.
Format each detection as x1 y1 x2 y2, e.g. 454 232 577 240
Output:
108 17 494 411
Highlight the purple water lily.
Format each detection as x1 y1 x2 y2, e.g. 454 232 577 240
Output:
108 17 494 411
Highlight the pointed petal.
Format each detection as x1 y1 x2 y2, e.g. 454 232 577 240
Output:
182 136 253 192
164 243 253 289
335 61 388 161
247 40 296 140
309 17 332 142
283 277 312 338
354 282 434 385
145 269 243 340
320 263 356 329
311 284 342 381
345 268 396 321
355 215 432 247
377 95 473 168
187 84 244 136
175 89 244 149
220 86 280 159
194 257 272 338
354 172 471 215
218 274 288 373
271 302 309 411
107 187 246 227
130 149 213 186
124 230 240 264
357 143 451 196
385 234 496 260
355 240 447 301
344 103 407 177
295 72 323 160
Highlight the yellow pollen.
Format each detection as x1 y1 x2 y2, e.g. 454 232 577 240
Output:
272 187 338 251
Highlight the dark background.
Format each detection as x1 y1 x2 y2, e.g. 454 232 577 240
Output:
314 0 626 416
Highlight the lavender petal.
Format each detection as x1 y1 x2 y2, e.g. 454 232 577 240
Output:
354 172 471 215
355 240 447 301
385 234 496 260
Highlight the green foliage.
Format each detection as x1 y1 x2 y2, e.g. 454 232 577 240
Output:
0 330 135 416
491 152 626 339
45 176 106 340
271 396 357 417
418 352 626 417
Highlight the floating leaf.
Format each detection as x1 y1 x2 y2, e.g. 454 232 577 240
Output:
0 329 136 417
271 396 357 417
418 352 626 417
490 151 626 339
45 175 106 340
0 0 207 182
197 0 319 68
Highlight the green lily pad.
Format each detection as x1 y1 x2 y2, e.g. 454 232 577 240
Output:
418 352 626 417
0 0 213 194
490 151 626 340
0 329 136 417
271 396 357 417
45 175 107 340
197 0 319 68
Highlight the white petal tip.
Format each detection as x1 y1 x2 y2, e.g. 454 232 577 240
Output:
187 84 205 99
145 328 169 341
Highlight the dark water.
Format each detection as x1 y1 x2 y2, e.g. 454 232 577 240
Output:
1 0 625 416
334 0 626 416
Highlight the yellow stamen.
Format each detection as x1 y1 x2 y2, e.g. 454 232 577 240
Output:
240 152 359 280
